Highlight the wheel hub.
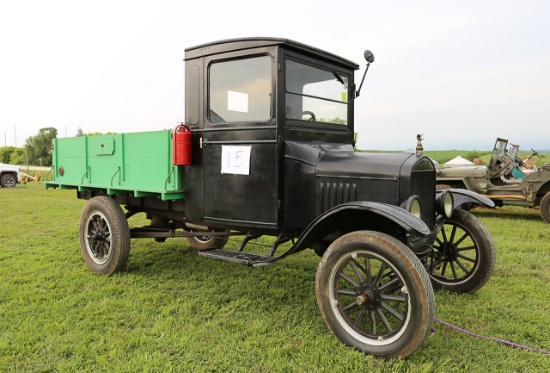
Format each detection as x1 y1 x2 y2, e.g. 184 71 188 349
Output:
442 242 458 260
92 230 106 242
356 285 380 308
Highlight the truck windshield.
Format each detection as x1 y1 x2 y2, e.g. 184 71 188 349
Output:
508 144 519 160
285 59 349 125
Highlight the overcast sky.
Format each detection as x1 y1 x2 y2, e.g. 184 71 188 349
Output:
1 0 549 151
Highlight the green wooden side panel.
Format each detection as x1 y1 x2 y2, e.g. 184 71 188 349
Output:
45 130 185 200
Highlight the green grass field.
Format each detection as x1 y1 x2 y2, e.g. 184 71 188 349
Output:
1 183 549 372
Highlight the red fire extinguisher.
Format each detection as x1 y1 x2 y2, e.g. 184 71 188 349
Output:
172 123 192 166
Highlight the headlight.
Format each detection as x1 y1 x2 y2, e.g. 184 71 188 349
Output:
402 195 422 219
436 190 454 218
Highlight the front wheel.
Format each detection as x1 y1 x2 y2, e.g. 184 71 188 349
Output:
79 196 130 275
316 231 435 359
0 173 17 187
426 209 495 293
540 192 550 223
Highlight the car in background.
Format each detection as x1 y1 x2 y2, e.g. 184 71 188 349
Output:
0 163 22 188
436 138 550 223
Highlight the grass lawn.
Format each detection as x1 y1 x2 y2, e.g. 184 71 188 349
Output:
0 183 548 372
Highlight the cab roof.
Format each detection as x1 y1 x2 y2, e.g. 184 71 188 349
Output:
185 37 359 70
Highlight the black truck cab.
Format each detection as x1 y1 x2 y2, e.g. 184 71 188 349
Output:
184 38 357 229
183 38 436 234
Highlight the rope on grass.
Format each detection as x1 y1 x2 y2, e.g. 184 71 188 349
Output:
433 317 549 355
227 237 549 355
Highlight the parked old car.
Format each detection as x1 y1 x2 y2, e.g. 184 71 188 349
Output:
437 138 550 222
45 37 497 359
0 163 22 188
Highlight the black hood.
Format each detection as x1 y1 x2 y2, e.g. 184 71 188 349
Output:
316 151 415 180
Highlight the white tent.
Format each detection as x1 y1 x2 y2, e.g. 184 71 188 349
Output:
444 155 474 168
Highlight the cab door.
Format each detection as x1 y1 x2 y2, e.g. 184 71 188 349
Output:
200 52 280 229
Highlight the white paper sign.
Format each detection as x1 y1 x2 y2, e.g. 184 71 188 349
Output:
221 145 251 175
227 90 248 113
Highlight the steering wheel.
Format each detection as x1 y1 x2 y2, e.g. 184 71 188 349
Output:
302 111 316 121
531 148 540 158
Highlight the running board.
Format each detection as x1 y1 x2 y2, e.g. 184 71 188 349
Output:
198 248 279 267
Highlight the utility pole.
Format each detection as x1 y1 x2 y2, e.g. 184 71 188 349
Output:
14 125 17 147
25 145 29 173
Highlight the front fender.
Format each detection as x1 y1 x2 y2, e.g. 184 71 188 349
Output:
441 188 495 209
316 201 432 236
287 202 432 258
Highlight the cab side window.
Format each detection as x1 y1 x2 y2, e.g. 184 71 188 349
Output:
209 56 272 124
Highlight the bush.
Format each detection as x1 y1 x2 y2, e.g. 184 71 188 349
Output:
465 151 482 162
0 146 15 163
10 148 26 165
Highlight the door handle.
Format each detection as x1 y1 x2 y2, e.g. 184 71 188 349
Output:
200 137 208 148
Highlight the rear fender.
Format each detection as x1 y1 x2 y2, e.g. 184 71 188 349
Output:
443 188 495 209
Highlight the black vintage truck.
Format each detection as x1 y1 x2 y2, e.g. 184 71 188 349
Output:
45 37 496 359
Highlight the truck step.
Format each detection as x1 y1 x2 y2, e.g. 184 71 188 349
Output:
198 248 274 266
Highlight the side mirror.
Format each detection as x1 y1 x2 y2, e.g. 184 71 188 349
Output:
364 50 375 63
356 50 375 98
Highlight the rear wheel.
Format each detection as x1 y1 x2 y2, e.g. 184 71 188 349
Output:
316 231 434 359
79 196 130 275
185 229 229 250
540 192 550 223
426 209 495 293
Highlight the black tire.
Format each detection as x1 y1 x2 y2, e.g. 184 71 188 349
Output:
185 229 229 250
540 192 550 223
316 231 435 359
426 209 495 293
79 196 130 275
149 215 169 242
0 173 17 188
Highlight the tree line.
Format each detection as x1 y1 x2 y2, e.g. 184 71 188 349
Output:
0 127 106 166
1 127 58 166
